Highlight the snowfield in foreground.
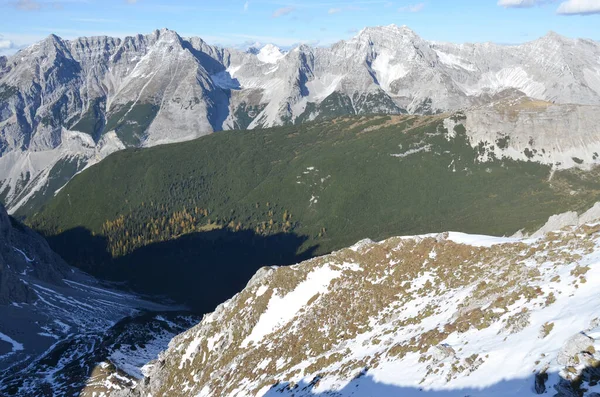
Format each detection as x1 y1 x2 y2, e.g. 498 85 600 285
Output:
121 222 600 397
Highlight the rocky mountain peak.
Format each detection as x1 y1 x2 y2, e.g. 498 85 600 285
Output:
246 46 261 55
531 30 574 49
354 24 421 45
40 33 72 54
152 27 182 43
44 33 63 44
257 44 285 64
543 30 568 40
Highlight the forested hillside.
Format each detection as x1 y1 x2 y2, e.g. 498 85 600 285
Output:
29 114 600 310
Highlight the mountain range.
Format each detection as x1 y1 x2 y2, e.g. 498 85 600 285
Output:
1 25 600 214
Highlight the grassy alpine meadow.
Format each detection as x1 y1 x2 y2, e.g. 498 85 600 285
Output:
26 114 600 308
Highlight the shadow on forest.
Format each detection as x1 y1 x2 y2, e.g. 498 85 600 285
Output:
45 227 318 313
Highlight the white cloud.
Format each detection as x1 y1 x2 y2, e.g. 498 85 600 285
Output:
498 0 600 15
12 0 95 11
497 0 547 7
557 0 600 14
244 1 249 12
328 7 342 14
0 40 13 50
126 0 138 3
14 0 41 10
398 2 425 12
272 6 295 17
0 34 23 56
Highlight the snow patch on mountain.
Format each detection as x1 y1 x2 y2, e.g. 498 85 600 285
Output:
434 49 477 72
445 231 527 247
305 74 344 101
371 50 408 91
257 44 285 64
462 67 546 98
0 331 24 355
241 265 341 348
583 67 600 94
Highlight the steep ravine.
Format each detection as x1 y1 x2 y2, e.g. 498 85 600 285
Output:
0 204 200 396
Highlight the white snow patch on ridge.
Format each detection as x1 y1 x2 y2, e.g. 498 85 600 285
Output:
257 44 285 64
445 232 530 247
13 247 34 262
394 231 533 247
255 285 268 297
435 50 476 72
241 265 341 347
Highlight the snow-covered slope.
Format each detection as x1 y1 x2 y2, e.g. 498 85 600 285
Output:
2 25 600 214
0 203 197 396
122 221 600 397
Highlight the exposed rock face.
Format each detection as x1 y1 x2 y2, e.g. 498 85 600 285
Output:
517 201 600 239
0 203 68 304
119 223 600 397
2 26 600 214
464 97 600 170
557 333 595 367
0 203 190 396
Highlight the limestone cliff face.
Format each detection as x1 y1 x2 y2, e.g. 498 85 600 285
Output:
464 97 600 170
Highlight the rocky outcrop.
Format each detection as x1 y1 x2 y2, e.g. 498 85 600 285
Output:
515 201 600 238
119 223 600 397
557 333 596 367
464 97 600 170
0 203 69 304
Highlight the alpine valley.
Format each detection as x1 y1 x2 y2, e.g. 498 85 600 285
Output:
2 24 600 397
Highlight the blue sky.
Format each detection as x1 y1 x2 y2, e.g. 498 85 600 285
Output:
1 0 599 55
